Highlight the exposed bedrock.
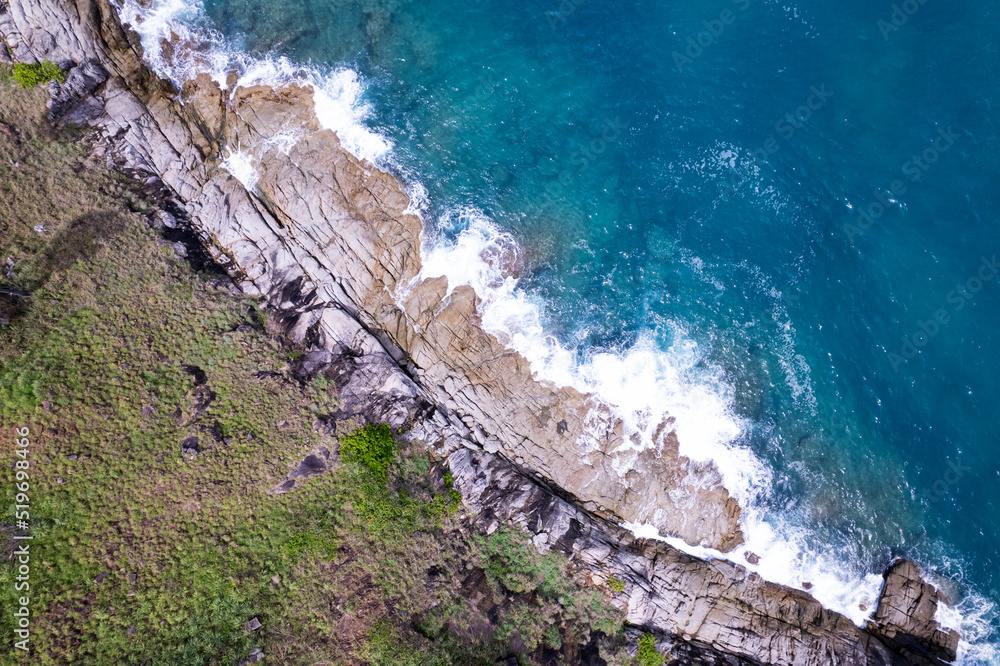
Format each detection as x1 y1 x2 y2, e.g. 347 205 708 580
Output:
4 0 745 553
0 0 961 662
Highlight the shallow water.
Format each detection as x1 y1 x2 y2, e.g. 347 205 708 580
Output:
121 0 1000 660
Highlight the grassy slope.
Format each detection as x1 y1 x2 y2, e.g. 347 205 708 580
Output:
0 67 646 665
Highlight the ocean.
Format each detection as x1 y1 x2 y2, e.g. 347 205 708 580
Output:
117 0 1000 660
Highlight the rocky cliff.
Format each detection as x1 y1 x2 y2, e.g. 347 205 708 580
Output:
4 0 746 554
0 0 962 662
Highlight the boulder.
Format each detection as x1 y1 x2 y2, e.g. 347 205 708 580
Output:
868 559 960 663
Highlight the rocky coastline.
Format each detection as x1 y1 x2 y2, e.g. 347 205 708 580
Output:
0 0 963 662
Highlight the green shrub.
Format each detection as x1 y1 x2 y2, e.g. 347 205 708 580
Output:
473 527 566 598
12 60 65 88
608 576 626 594
427 470 463 516
636 633 665 666
474 528 541 594
339 423 395 481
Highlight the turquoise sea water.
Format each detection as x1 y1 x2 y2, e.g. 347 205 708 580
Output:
123 0 1000 660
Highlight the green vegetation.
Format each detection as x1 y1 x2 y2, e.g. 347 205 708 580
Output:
12 60 65 88
636 633 666 666
476 526 562 595
427 470 462 516
0 65 630 665
471 526 623 653
609 575 627 594
283 529 338 561
339 422 395 480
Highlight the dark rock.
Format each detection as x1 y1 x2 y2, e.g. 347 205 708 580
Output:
180 436 200 454
293 348 333 381
267 479 296 495
94 571 108 585
61 95 104 125
289 453 326 479
743 551 759 566
183 365 208 385
47 59 107 119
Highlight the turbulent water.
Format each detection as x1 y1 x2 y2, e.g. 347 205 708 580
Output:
119 0 1000 661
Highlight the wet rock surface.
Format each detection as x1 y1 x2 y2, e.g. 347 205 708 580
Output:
0 0 961 662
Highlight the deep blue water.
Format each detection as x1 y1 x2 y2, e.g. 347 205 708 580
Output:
132 0 1000 659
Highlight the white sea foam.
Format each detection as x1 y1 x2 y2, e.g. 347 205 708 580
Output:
624 513 884 626
118 0 230 82
420 208 766 501
421 205 998 655
116 0 391 167
936 590 1000 665
111 0 999 656
233 59 392 165
217 128 303 188
219 148 258 192
419 207 883 628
